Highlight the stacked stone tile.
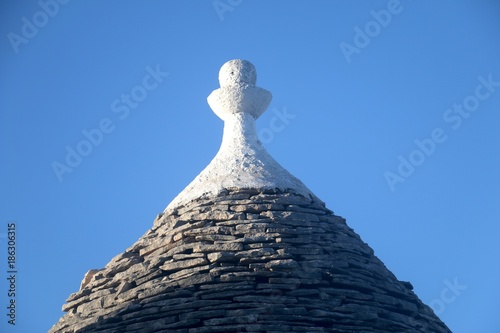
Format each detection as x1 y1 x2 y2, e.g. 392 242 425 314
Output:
50 188 450 333
50 59 451 332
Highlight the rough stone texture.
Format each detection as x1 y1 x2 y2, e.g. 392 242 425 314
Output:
49 189 451 333
79 269 102 290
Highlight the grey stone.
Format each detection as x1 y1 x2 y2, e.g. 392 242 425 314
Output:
169 264 211 280
172 252 206 260
161 258 208 272
79 269 102 291
193 243 243 253
207 251 237 263
50 189 451 333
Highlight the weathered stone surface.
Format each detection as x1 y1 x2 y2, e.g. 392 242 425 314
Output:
49 189 451 333
230 203 285 213
193 243 243 253
207 251 237 263
161 258 209 272
79 269 102 290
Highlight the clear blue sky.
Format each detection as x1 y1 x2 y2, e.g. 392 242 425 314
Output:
1 1 499 332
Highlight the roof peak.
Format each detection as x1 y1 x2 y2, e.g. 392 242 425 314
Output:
165 59 318 211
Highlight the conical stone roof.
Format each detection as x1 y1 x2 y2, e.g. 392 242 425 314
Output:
50 60 451 333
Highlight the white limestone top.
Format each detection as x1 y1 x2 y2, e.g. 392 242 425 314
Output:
165 59 318 211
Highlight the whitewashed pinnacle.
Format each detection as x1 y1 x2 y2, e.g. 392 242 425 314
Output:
165 59 318 211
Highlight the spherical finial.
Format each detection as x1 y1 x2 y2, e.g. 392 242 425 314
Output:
219 59 257 87
208 59 271 121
